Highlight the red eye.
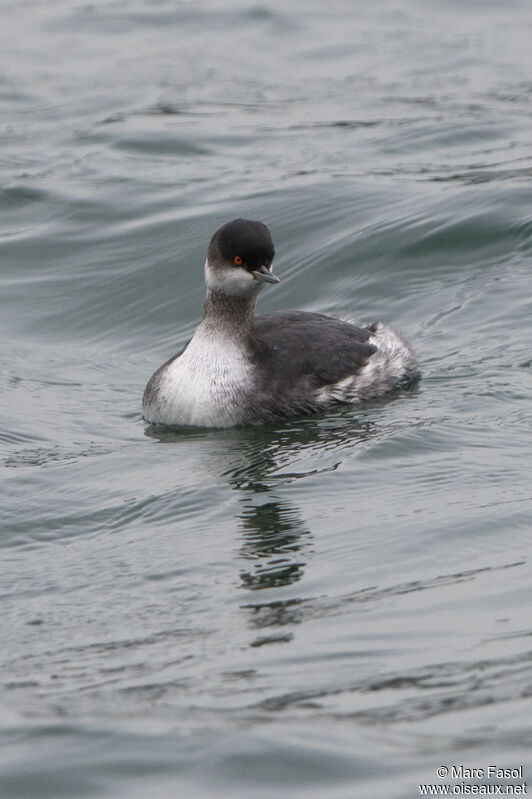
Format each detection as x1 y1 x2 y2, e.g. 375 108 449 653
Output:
233 255 243 266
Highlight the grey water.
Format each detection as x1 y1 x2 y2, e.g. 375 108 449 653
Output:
2 1 532 797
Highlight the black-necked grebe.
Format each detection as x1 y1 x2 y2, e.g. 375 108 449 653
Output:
142 218 420 427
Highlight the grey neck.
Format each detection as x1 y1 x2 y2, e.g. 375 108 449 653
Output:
201 290 256 338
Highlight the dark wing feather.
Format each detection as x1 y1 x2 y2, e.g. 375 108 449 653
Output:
251 311 376 394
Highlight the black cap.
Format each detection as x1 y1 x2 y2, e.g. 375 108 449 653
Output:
208 218 275 271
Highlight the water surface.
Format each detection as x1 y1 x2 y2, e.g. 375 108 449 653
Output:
2 1 532 797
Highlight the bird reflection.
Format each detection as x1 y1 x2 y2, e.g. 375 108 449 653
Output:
238 500 310 592
225 411 377 629
144 408 379 631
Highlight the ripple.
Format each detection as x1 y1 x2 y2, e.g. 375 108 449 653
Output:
4 443 110 469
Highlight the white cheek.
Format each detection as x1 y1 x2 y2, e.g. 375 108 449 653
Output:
204 260 262 297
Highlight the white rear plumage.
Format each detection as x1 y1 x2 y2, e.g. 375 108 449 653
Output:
314 323 419 405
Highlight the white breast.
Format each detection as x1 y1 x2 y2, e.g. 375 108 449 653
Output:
143 328 254 428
